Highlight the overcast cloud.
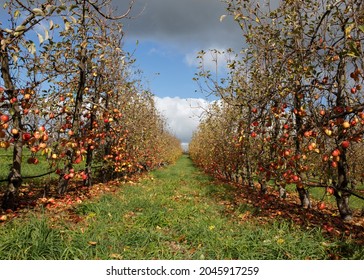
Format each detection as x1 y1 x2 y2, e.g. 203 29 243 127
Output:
119 0 243 51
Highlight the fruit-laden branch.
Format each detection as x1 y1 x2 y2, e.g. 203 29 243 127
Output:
0 170 56 183
304 180 364 201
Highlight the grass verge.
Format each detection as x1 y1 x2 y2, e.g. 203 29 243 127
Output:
0 155 363 259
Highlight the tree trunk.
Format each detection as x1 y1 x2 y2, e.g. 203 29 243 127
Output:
293 92 311 208
1 32 23 210
279 186 286 199
335 192 352 221
296 187 311 208
58 1 88 192
84 147 93 187
258 178 267 194
335 155 352 221
57 160 72 195
245 107 254 189
333 44 352 221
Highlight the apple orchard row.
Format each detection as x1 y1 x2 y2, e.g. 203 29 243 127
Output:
0 1 182 210
189 0 364 221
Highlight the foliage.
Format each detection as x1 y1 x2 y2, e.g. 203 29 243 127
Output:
0 0 182 209
190 0 364 220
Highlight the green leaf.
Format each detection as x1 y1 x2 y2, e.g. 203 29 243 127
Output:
32 8 45 17
14 10 21 18
347 41 360 57
358 25 364 33
49 20 54 30
345 23 355 37
69 4 78 11
65 21 71 31
37 33 44 44
70 16 77 24
11 53 18 64
15 25 26 32
44 28 49 41
27 41 36 55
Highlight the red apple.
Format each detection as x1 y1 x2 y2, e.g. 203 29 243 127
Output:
22 132 31 141
39 143 47 149
33 131 41 139
324 129 332 136
42 134 49 141
341 140 350 149
304 131 312 137
283 150 291 157
326 187 334 195
27 157 39 164
81 172 88 181
342 121 350 129
318 202 326 210
292 175 300 182
11 128 19 135
74 156 82 164
0 215 7 222
0 114 9 123
332 149 340 157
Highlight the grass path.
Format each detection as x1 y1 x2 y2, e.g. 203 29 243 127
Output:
0 155 362 259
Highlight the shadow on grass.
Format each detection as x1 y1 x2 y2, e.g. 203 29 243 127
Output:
194 169 364 259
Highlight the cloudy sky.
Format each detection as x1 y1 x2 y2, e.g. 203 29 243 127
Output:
0 0 243 145
117 0 243 145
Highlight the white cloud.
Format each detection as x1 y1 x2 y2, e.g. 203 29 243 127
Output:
184 48 232 73
154 96 210 144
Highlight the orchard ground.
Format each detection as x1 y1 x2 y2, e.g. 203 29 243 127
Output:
0 154 363 260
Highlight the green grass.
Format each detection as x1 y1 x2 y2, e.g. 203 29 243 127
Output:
285 183 364 210
0 155 363 260
309 187 363 209
0 148 54 182
0 147 89 188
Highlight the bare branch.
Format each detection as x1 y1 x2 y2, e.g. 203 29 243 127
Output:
87 0 135 20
